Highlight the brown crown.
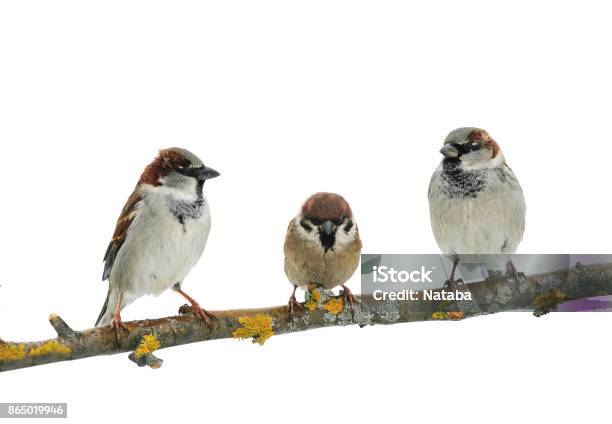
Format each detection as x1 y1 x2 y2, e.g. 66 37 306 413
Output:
468 128 500 158
301 192 353 221
139 148 190 186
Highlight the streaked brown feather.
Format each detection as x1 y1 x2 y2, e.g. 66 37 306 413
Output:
139 148 190 186
468 128 500 159
102 190 142 280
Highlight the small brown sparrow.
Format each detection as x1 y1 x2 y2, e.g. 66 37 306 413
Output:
284 192 362 314
96 148 220 330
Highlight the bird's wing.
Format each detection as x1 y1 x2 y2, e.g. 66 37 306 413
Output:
499 165 526 252
102 190 142 281
283 218 297 257
354 225 363 251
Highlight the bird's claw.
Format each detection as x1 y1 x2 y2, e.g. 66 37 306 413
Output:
110 313 128 345
443 278 464 289
341 285 357 318
191 304 217 328
505 260 526 283
288 295 303 316
111 313 128 332
507 269 526 281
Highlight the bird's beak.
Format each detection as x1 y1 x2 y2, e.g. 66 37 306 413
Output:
440 144 459 158
321 220 335 235
197 166 220 181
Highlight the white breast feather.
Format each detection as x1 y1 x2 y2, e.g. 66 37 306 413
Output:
428 165 525 254
109 188 211 297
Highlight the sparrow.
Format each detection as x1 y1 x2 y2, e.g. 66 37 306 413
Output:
428 128 526 280
96 148 220 330
284 192 362 315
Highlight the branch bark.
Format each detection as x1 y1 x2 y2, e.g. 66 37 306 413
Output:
1 261 611 373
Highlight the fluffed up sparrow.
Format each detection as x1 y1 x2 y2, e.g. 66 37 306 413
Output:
284 192 362 315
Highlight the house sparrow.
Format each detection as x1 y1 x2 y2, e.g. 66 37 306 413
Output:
428 128 526 280
284 192 362 315
96 148 220 330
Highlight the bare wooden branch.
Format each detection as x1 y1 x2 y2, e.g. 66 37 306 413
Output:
1 261 611 373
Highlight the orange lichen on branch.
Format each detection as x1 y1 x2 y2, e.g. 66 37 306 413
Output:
232 314 274 345
133 334 161 359
432 312 446 319
323 298 344 315
304 300 318 311
532 288 567 311
446 311 464 320
532 288 567 316
0 343 26 361
311 289 321 302
28 340 72 357
431 311 464 320
304 287 323 311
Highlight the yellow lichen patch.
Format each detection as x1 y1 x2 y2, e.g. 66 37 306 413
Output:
0 343 26 361
432 311 464 320
28 340 72 357
432 312 447 319
432 311 463 320
311 288 321 302
304 300 318 311
133 334 161 359
323 298 344 315
532 289 567 310
232 314 274 345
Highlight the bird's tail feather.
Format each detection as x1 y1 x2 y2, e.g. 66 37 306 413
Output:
95 287 112 327
95 288 137 327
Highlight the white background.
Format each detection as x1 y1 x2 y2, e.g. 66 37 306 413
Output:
1 1 610 422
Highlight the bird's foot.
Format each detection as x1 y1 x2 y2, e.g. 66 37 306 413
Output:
190 303 217 328
341 285 357 318
111 313 128 344
505 260 526 282
443 278 465 289
443 279 456 289
288 295 303 316
507 270 526 281
111 313 128 331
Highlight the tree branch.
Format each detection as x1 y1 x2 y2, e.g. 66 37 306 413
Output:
1 261 611 373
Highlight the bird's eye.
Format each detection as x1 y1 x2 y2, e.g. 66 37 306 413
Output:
309 217 322 226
